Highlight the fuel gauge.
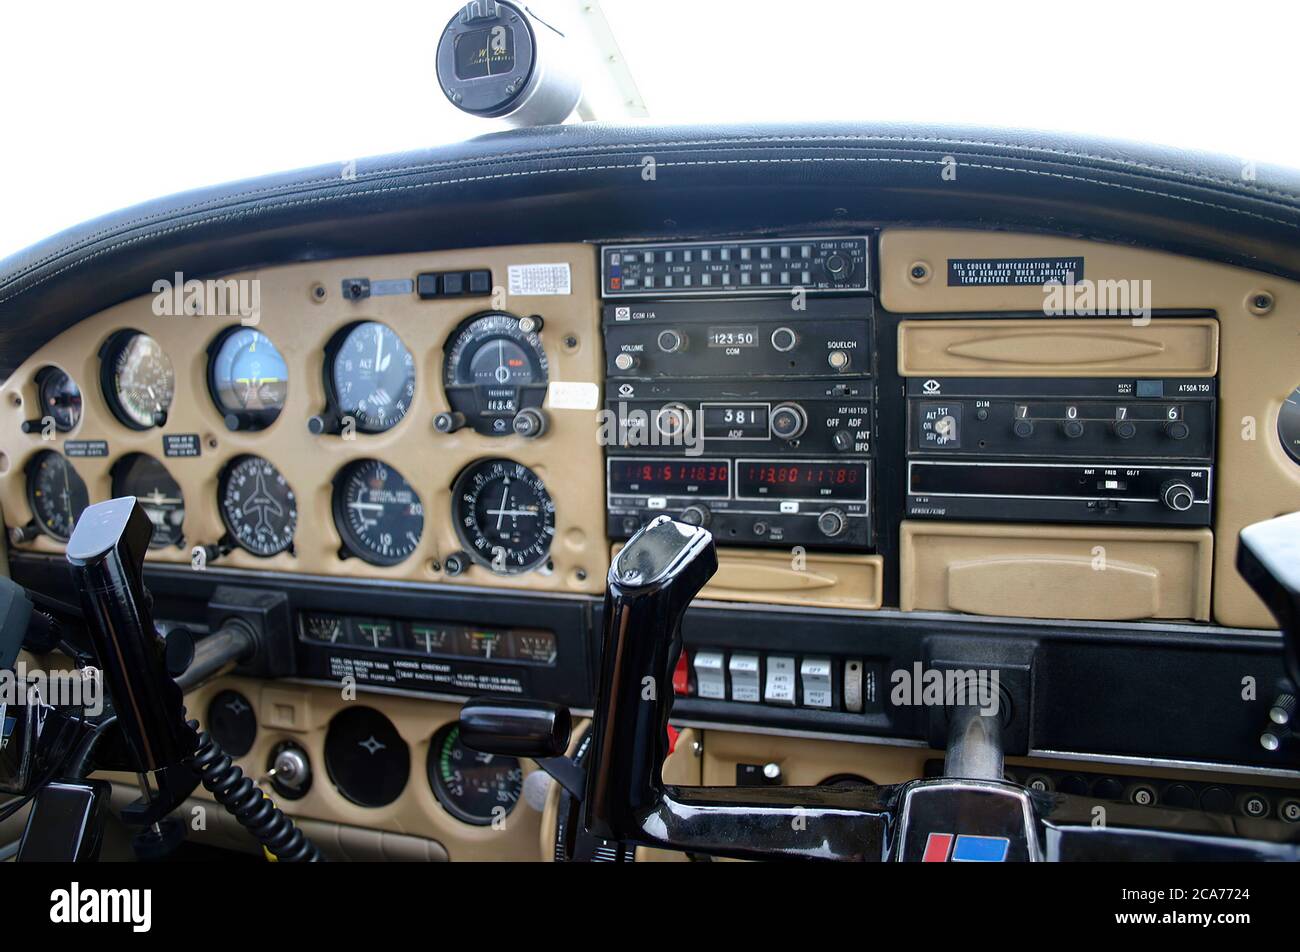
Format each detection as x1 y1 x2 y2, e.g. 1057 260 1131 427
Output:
353 618 398 650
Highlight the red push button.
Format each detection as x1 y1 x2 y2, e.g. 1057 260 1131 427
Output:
672 650 690 696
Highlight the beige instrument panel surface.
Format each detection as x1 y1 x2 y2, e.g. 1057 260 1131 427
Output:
881 228 1300 630
0 244 608 595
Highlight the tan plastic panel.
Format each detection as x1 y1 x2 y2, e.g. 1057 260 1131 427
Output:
174 676 544 861
900 521 1213 621
0 244 607 595
611 543 883 610
898 318 1218 377
881 228 1300 628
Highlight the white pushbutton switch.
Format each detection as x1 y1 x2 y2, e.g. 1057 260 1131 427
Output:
693 651 726 700
800 657 833 708
728 653 761 703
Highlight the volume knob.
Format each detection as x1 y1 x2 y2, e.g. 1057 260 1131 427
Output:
680 505 712 529
1160 479 1195 512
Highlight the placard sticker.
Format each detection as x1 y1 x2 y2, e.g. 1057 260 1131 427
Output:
508 263 572 296
547 381 599 411
947 256 1084 287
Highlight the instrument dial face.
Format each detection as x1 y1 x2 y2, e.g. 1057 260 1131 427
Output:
111 454 185 549
1280 384 1300 465
327 322 416 433
427 724 523 826
332 459 424 566
103 331 175 429
208 327 289 430
26 451 90 542
36 368 82 433
452 458 555 574
443 312 548 435
218 455 297 557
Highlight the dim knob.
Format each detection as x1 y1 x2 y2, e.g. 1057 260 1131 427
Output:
817 509 847 538
1160 480 1195 512
770 403 808 440
680 505 712 529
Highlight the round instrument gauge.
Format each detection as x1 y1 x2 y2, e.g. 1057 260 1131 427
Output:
35 367 82 433
427 723 523 825
332 459 424 566
1280 384 1300 465
325 321 416 433
443 312 548 436
217 455 297 557
111 454 185 548
451 458 555 574
99 330 175 429
207 326 289 430
25 451 89 542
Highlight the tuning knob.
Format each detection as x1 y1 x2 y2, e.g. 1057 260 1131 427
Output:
680 505 712 529
1160 480 1195 512
771 403 808 440
1112 419 1138 440
657 329 687 354
1012 419 1034 439
1061 419 1085 439
512 408 548 439
816 509 847 538
1164 420 1191 440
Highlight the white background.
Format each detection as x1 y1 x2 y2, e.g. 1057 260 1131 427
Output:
2 0 1297 260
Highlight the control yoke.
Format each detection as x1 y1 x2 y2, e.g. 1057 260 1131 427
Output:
583 515 894 861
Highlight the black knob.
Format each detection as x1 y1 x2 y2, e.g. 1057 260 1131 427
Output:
1012 419 1035 439
444 552 470 576
1164 420 1190 440
1112 419 1138 440
1160 480 1195 512
817 509 847 538
433 411 467 434
825 254 849 277
771 403 808 440
680 505 711 529
832 430 854 452
1061 419 1085 439
657 329 686 353
9 521 39 544
512 408 547 439
770 327 799 353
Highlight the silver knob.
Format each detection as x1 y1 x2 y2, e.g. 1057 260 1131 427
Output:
613 352 638 372
271 747 310 790
817 509 847 538
657 329 686 353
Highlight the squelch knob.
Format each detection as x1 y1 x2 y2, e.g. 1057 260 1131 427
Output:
680 505 712 529
817 509 847 538
1160 480 1195 512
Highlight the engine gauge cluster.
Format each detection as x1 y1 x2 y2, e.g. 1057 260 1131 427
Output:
427 723 523 825
442 311 549 436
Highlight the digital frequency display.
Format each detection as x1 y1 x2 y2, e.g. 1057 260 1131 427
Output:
608 459 730 496
737 461 868 500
